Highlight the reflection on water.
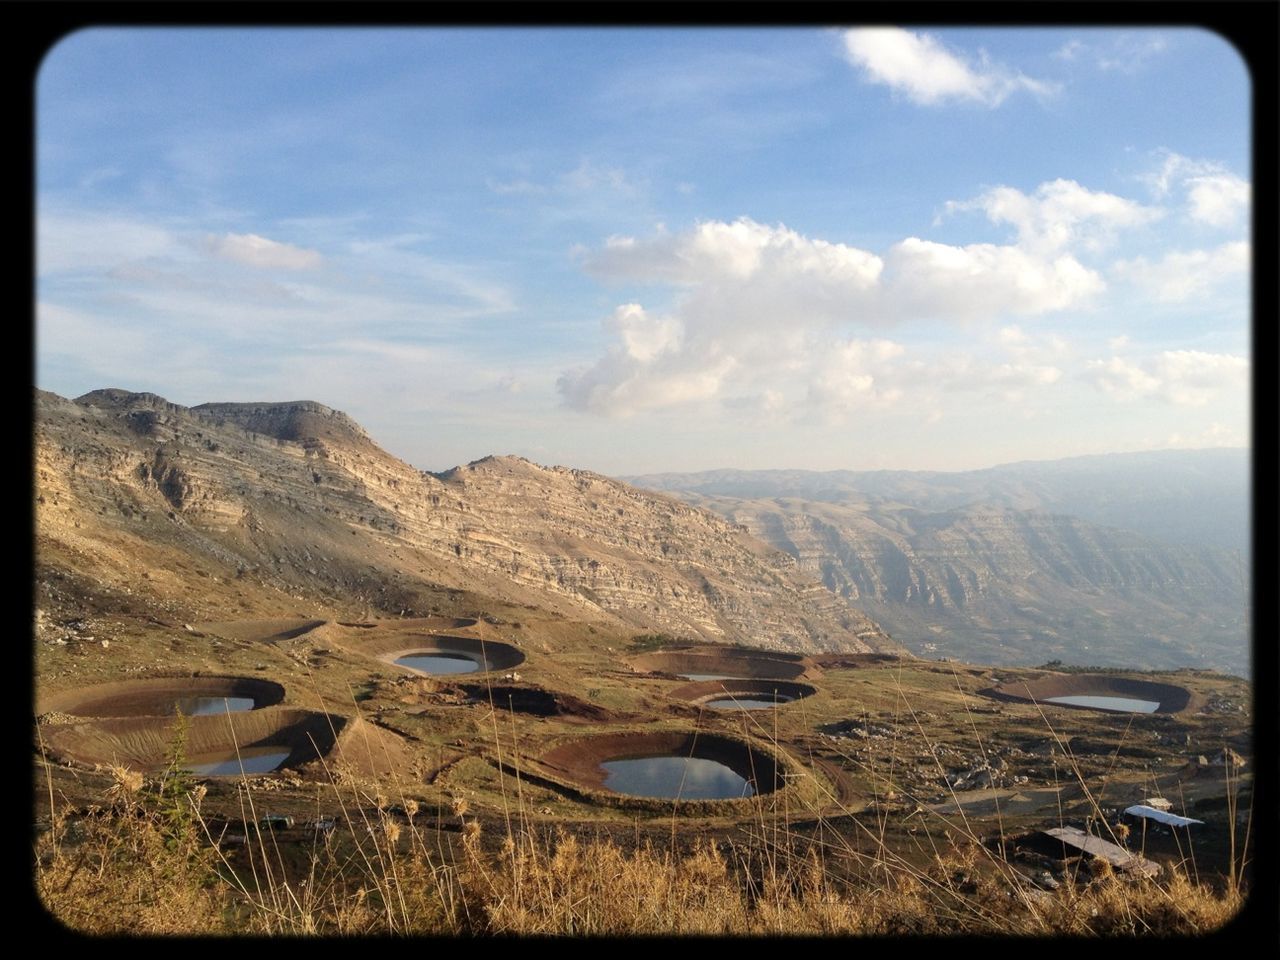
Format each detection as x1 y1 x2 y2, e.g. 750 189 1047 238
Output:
174 696 256 716
395 652 482 675
601 755 754 799
1045 695 1160 713
705 696 792 711
188 746 291 776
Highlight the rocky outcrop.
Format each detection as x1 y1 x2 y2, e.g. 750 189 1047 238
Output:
659 494 1247 674
35 390 895 655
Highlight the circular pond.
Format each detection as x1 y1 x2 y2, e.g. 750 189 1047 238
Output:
628 646 810 681
39 707 344 776
540 731 785 802
383 635 524 676
37 676 286 719
668 678 817 711
981 674 1195 715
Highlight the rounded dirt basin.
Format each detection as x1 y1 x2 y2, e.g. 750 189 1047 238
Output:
381 635 524 676
37 676 286 719
539 731 786 802
339 616 479 632
38 707 345 776
982 674 1196 714
669 679 817 711
628 646 811 681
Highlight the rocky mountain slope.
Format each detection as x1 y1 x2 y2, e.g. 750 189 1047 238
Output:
626 448 1250 553
34 389 893 655
628 491 1248 675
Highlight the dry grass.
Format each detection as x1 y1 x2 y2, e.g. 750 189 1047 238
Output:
34 771 1247 937
34 668 1251 937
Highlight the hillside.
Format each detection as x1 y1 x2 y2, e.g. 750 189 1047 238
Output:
671 494 1247 675
34 388 892 655
625 448 1250 553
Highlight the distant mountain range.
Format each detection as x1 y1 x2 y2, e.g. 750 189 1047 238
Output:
34 389 1249 676
624 451 1250 677
625 448 1249 554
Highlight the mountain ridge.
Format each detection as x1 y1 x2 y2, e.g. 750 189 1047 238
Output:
35 388 894 656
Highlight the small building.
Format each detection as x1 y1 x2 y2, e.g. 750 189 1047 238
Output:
1038 826 1161 878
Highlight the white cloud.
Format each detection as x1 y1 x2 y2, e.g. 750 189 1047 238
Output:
842 27 1055 107
1152 350 1249 406
1112 241 1249 302
588 218 884 294
606 303 683 363
945 179 1162 253
1084 356 1161 398
1186 174 1251 228
806 338 906 413
204 232 323 270
1054 32 1170 73
1085 350 1248 405
562 210 1109 417
1143 150 1250 227
885 237 1103 319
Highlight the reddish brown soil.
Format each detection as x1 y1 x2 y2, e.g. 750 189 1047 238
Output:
666 678 817 706
194 618 328 642
38 676 286 718
450 682 614 723
38 707 346 773
346 631 526 669
628 645 816 681
537 729 786 795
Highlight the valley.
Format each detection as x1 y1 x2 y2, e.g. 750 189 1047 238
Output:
32 389 1254 935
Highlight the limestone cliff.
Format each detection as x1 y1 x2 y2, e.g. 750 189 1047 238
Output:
35 389 894 655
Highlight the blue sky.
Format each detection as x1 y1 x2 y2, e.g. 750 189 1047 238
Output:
36 27 1251 474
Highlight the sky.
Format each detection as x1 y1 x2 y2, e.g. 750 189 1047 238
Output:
35 26 1252 475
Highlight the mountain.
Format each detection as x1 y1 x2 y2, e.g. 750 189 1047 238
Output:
616 474 1249 676
34 389 893 655
625 448 1250 554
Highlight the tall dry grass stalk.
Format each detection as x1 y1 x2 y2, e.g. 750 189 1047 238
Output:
34 661 1250 936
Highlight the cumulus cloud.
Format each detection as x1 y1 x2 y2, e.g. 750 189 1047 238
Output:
806 339 906 412
1112 241 1249 302
204 232 323 270
1152 350 1249 406
561 207 1116 417
1085 356 1162 399
1144 151 1250 228
944 179 1162 253
588 218 883 293
842 27 1054 107
884 237 1103 318
1186 174 1251 228
1085 350 1247 405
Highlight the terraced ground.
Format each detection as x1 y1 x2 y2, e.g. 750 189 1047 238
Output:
35 609 1253 886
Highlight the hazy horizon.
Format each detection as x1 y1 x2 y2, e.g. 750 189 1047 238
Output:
37 27 1250 476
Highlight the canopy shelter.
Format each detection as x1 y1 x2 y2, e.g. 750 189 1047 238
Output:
1123 805 1204 828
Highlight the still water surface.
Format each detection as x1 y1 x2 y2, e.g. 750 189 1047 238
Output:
601 755 754 799
175 696 256 716
394 652 483 675
1045 695 1160 713
705 696 793 710
188 746 291 776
